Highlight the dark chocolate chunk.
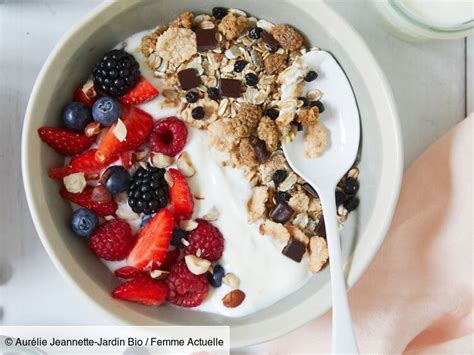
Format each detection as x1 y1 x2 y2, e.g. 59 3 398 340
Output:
282 238 306 262
269 202 294 224
302 183 319 198
251 137 270 164
315 216 326 238
178 68 201 90
261 31 279 52
218 78 242 98
196 28 218 51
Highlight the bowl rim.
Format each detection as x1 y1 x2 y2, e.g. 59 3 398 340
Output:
21 0 403 349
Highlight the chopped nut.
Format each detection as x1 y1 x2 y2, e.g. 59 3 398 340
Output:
264 53 288 75
116 203 140 221
113 118 127 142
222 273 241 288
203 206 220 221
261 219 290 241
293 212 309 229
84 121 101 137
63 173 86 194
151 152 174 168
271 24 304 51
177 152 196 177
179 220 198 231
150 269 170 280
304 120 328 159
222 289 246 308
308 237 329 273
218 13 248 40
348 168 359 179
288 191 310 213
247 186 269 222
278 172 297 192
169 11 194 29
257 117 280 152
185 255 211 275
155 27 197 67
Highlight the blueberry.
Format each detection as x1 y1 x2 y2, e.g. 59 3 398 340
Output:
185 91 199 103
207 87 220 101
248 27 264 40
275 191 291 203
234 60 247 73
92 97 122 126
298 96 309 107
212 7 228 20
192 106 205 120
63 102 92 131
335 189 347 206
245 73 259 86
70 208 99 238
171 228 188 248
104 166 131 195
344 178 359 195
310 100 325 113
344 196 359 212
207 264 225 287
304 70 318 82
272 169 288 185
264 108 279 120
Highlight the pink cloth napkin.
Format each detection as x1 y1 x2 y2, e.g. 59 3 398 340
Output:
255 114 474 354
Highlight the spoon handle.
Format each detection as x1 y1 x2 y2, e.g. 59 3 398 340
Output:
318 187 359 354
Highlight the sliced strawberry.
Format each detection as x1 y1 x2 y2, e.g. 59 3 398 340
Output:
73 80 98 108
38 127 94 156
112 274 168 306
48 149 118 180
168 169 194 220
120 151 133 169
118 76 159 105
60 186 118 216
127 208 174 270
160 249 181 271
114 266 144 279
95 105 153 163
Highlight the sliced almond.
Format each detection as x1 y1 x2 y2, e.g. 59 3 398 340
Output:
151 152 174 168
63 172 86 193
104 215 115 221
222 273 240 288
185 255 211 275
177 152 196 177
202 206 220 222
150 269 170 280
113 118 127 142
222 289 245 308
164 170 174 187
179 219 198 231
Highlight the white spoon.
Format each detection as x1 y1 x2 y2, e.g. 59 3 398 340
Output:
282 50 360 354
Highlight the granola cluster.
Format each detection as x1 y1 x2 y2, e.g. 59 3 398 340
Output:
138 9 359 271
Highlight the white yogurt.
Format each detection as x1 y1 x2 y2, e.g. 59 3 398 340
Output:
97 29 356 317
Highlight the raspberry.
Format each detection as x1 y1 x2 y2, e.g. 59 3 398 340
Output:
148 117 188 157
89 220 135 261
166 261 208 307
184 220 224 261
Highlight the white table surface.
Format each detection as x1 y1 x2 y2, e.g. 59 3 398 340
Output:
0 0 472 351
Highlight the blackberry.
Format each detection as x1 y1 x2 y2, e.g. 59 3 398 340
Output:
207 87 220 100
212 7 228 20
128 165 169 215
93 49 140 97
248 27 264 40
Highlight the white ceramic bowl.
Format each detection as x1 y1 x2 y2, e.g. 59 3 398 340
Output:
22 0 403 348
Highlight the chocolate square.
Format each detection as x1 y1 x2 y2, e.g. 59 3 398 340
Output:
269 202 294 224
282 238 306 263
219 78 242 98
178 68 201 90
261 31 279 52
302 183 319 198
315 216 326 238
251 137 270 164
196 28 218 51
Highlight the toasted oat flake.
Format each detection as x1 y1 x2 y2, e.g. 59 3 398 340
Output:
308 237 329 273
261 219 290 242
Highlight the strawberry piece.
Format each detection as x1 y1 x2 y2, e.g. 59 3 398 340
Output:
160 249 181 271
89 220 135 261
60 186 118 216
95 105 153 163
73 81 98 108
127 208 174 270
112 274 168 306
114 266 144 279
38 127 94 156
166 261 208 308
48 149 118 180
168 169 194 220
148 117 188 157
185 219 224 261
118 76 159 105
120 151 134 169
